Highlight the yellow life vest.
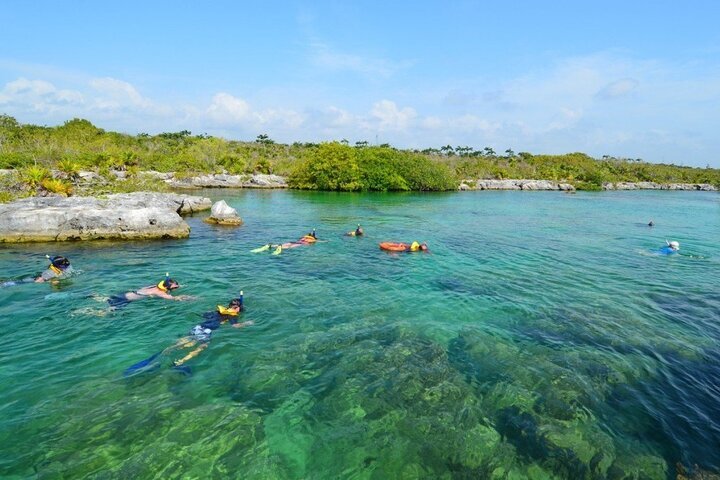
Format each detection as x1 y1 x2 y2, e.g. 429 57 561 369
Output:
410 241 420 251
49 264 63 275
217 305 239 316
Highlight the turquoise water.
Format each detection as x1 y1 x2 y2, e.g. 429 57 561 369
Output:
1 190 719 479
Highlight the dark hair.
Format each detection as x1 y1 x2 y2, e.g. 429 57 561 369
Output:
229 298 244 311
165 278 179 289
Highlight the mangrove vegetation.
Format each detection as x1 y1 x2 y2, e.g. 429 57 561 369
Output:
1 115 719 201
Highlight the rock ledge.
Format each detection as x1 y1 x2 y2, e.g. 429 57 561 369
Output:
0 192 212 243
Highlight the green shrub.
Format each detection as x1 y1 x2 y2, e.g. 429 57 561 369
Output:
356 148 409 191
41 178 73 196
0 152 33 169
20 165 51 189
289 142 361 191
57 158 81 180
254 158 272 174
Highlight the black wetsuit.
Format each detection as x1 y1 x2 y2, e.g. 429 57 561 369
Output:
189 311 242 342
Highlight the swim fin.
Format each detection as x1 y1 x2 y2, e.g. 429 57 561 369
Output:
124 352 162 376
272 245 282 255
251 244 271 253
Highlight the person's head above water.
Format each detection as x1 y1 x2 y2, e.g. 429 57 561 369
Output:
355 224 363 235
310 228 317 238
47 255 70 270
668 240 680 251
420 242 429 251
157 273 180 291
218 291 244 315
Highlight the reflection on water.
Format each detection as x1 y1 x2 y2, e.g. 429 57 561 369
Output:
0 190 719 478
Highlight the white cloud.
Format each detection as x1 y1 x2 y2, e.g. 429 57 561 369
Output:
205 92 305 131
0 77 84 112
370 100 416 131
207 92 251 123
88 77 159 112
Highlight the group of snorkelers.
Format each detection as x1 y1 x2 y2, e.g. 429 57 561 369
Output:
252 225 366 255
2 221 681 372
252 224 428 255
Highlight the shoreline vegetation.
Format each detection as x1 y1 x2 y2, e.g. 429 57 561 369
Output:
1 115 719 202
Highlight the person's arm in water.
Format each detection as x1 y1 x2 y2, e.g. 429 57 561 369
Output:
34 269 59 283
142 286 192 301
232 320 254 328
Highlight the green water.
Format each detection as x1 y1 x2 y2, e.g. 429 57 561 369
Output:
1 190 719 479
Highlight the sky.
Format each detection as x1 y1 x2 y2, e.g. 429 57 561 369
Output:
1 1 719 167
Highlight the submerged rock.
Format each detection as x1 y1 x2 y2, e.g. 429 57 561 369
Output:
203 200 243 226
0 192 211 242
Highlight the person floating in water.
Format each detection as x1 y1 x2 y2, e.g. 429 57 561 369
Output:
1 255 74 287
659 240 680 255
251 228 319 254
648 220 654 227
36 255 73 282
172 292 253 367
379 241 429 253
125 292 253 375
107 273 191 308
345 224 364 237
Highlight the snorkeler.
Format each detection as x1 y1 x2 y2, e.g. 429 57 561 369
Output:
1 255 74 287
124 292 253 375
379 241 429 253
107 273 191 308
172 292 253 367
659 240 680 255
36 255 73 283
251 228 320 255
345 224 364 237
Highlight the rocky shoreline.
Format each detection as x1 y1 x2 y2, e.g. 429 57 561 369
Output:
2 169 717 192
459 179 575 191
601 181 717 191
459 179 717 191
0 192 212 243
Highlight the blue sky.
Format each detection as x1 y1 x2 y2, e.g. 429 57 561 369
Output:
1 1 719 167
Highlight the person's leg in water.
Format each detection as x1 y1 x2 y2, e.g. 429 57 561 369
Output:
173 342 209 366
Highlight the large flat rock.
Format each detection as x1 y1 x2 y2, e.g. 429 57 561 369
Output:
0 192 212 243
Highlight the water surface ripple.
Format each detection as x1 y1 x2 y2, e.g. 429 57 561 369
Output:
1 190 718 479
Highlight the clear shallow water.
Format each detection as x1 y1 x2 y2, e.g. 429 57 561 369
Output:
0 190 718 479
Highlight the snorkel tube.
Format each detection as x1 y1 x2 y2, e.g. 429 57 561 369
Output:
217 290 244 315
157 272 171 292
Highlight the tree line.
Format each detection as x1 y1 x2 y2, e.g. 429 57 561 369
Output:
1 115 718 199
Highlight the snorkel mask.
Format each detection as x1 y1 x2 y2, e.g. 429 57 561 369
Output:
157 272 178 292
46 254 70 274
217 290 244 315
